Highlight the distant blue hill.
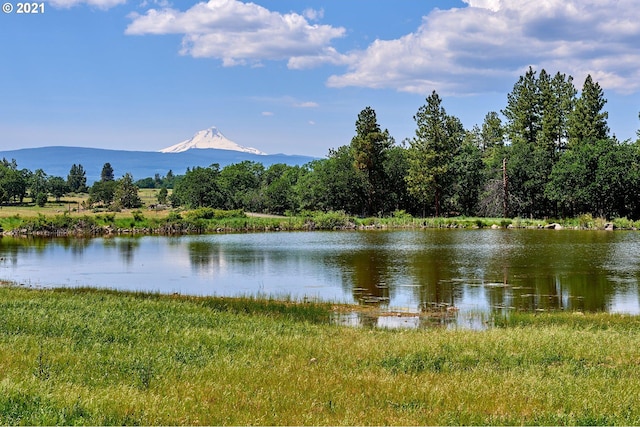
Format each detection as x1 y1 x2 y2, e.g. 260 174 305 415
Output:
0 146 318 183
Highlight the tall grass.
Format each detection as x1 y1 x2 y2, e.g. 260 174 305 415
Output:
2 285 640 425
4 197 640 235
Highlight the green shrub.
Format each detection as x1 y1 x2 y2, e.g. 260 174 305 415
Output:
132 210 145 222
594 216 607 229
185 208 245 220
35 193 48 207
312 211 351 229
577 213 593 228
613 217 633 229
392 210 412 219
166 211 182 221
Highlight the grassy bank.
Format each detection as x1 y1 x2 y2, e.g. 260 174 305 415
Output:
2 285 640 425
3 188 640 235
2 207 639 236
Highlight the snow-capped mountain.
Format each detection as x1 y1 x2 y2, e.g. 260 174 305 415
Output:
159 127 266 155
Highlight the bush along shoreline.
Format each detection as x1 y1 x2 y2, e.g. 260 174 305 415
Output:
0 209 636 237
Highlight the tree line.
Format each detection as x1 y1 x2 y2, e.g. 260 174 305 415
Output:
170 68 640 220
2 67 640 219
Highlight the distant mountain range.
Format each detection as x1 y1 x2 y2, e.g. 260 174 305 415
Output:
0 127 316 183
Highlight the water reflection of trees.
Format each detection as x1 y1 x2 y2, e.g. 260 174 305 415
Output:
115 238 141 265
188 240 223 273
406 230 463 311
329 232 394 308
480 231 618 312
342 250 392 305
331 229 630 315
0 230 637 316
101 237 142 265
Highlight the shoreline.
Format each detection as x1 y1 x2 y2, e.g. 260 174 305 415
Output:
0 209 631 237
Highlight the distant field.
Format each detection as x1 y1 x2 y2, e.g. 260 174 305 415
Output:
0 189 171 219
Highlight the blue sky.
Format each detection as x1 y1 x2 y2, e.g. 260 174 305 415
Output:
1 0 639 156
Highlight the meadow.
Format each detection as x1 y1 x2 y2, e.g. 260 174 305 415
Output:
2 284 640 425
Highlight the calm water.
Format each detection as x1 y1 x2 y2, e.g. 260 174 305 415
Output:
2 229 640 326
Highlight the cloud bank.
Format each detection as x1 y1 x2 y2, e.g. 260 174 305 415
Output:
121 0 639 95
328 0 640 95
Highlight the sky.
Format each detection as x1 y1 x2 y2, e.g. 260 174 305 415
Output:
1 0 639 157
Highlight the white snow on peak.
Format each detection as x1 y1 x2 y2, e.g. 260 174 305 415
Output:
159 127 267 155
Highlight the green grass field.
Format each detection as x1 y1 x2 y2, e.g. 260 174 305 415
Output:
2 284 640 425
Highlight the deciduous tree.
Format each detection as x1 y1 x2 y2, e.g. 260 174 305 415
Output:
172 165 224 209
48 176 69 202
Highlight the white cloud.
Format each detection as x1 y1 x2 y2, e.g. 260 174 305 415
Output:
139 0 170 7
251 95 319 109
328 0 640 95
261 111 274 117
126 0 345 68
295 101 319 108
47 0 126 8
303 8 323 21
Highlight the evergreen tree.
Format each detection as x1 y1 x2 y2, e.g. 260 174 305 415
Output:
383 144 414 214
406 91 464 217
502 66 540 147
537 71 575 155
502 67 576 217
101 163 114 182
67 164 87 193
567 74 609 147
112 173 142 209
452 133 484 216
157 187 168 205
350 107 393 215
165 170 176 188
480 111 504 153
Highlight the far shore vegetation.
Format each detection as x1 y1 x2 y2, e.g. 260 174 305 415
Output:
0 189 636 236
2 284 640 425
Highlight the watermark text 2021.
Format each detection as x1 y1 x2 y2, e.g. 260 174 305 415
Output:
3 2 45 14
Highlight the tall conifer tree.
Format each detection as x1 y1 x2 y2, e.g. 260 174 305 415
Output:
567 75 609 147
406 91 464 217
350 107 392 216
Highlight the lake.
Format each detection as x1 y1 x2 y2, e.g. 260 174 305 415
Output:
2 229 640 327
